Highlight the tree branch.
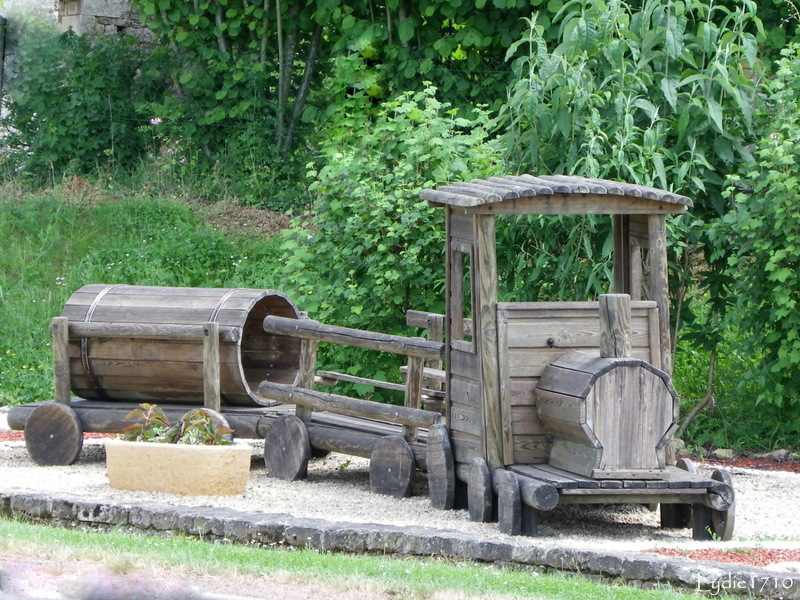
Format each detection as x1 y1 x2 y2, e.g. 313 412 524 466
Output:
675 347 717 440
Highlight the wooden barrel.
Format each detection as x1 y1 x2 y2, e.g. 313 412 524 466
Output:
535 351 679 479
61 284 302 406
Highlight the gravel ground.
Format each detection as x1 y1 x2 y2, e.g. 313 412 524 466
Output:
1 436 799 554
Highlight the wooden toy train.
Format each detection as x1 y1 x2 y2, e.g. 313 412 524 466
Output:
8 174 735 541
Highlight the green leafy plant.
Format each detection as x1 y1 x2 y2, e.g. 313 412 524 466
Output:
1 21 161 181
280 83 502 394
500 0 763 337
121 404 233 445
722 43 800 426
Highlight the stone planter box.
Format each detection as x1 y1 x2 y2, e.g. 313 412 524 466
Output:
105 439 252 496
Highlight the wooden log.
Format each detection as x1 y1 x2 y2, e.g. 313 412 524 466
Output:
307 425 377 459
403 355 425 441
24 402 83 466
467 457 494 522
426 424 455 510
68 321 241 343
264 415 311 481
262 315 444 360
51 317 71 405
599 294 632 358
203 322 221 413
692 504 714 541
493 469 521 536
369 436 416 498
295 338 317 422
258 381 442 430
521 505 540 536
516 476 559 512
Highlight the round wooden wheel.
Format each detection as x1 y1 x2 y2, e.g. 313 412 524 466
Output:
710 468 735 541
426 424 455 510
369 435 416 498
495 469 521 536
467 457 493 523
660 457 696 529
24 402 83 466
264 415 311 481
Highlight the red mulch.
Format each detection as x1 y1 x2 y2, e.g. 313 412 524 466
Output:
650 547 800 568
701 455 800 474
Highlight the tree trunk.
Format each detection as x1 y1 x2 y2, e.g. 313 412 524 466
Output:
281 23 322 152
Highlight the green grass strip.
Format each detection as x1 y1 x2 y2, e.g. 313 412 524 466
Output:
0 517 702 599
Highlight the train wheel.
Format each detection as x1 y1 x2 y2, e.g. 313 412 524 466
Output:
264 415 311 481
467 457 493 523
426 424 455 510
370 435 416 498
709 468 735 541
24 402 83 466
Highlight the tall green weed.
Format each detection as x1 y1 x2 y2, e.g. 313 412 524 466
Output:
0 187 285 406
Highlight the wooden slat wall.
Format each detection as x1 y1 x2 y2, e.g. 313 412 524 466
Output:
498 301 661 465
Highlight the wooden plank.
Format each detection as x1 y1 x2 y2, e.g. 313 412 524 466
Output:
68 339 238 363
548 438 601 477
504 317 654 349
449 401 482 437
295 338 317 422
508 464 581 489
498 310 515 464
67 321 241 342
510 435 549 464
462 194 688 216
497 300 657 314
202 322 221 412
599 294 632 358
450 430 482 464
51 317 71 405
648 214 672 374
475 214 503 469
646 302 662 369
613 215 631 294
505 347 652 379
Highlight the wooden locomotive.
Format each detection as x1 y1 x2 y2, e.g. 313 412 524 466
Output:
8 174 735 541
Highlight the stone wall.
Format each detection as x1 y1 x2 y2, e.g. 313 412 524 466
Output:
0 0 152 41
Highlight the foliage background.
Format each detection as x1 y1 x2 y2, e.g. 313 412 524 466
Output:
1 0 800 450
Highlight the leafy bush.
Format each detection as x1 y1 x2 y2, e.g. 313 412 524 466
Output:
281 83 502 390
1 22 161 181
723 44 800 427
500 0 763 332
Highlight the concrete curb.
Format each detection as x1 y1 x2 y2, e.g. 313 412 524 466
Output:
2 490 799 598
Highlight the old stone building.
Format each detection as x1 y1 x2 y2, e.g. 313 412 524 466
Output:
1 0 151 39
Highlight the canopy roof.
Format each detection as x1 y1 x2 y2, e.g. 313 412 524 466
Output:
421 174 692 214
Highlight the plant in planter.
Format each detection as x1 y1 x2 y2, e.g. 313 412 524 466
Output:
106 404 251 496
120 404 234 445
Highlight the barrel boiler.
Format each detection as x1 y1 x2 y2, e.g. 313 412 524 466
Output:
536 351 679 479
60 284 302 406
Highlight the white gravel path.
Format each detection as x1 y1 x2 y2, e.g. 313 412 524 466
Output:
1 434 799 555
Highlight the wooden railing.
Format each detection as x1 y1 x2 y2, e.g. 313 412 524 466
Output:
260 315 446 442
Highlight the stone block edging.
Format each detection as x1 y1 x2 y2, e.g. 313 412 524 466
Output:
1 490 798 599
